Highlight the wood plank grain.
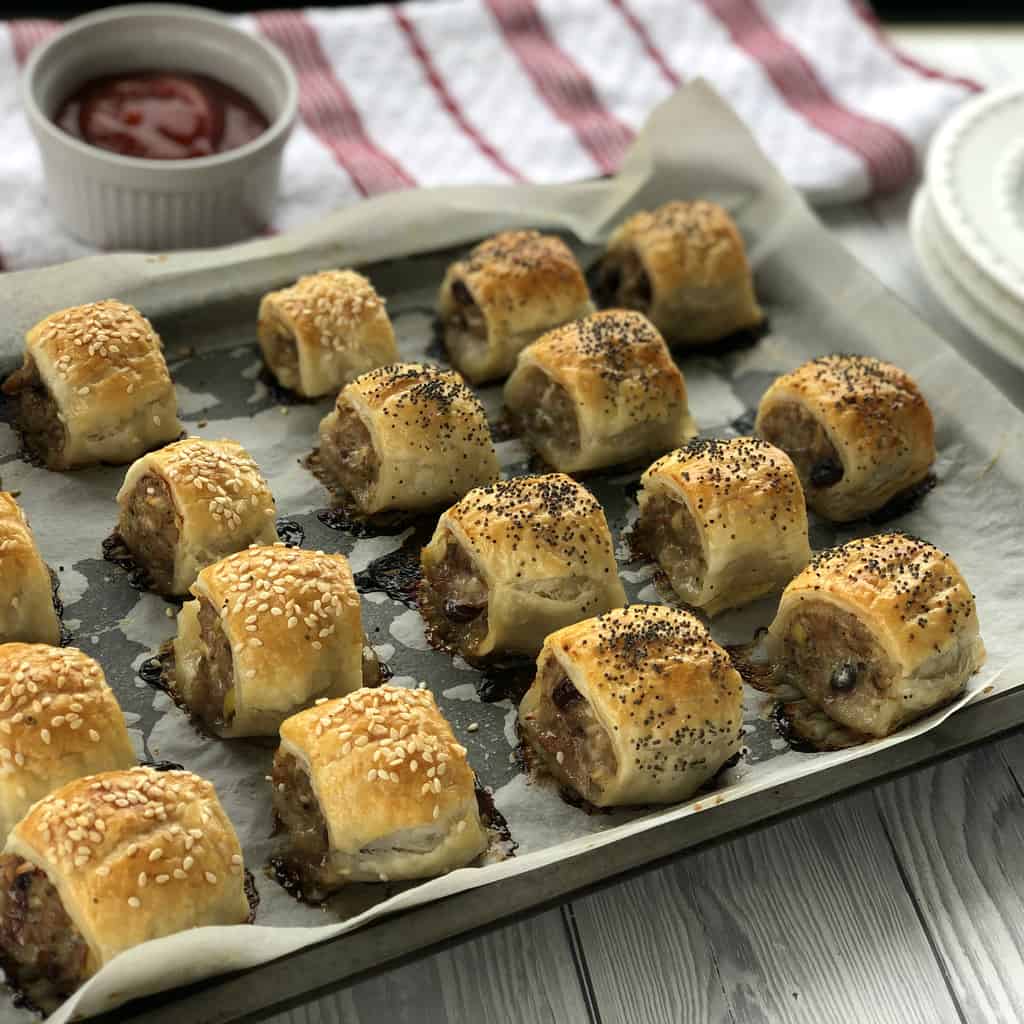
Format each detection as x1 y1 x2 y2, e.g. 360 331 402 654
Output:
570 869 731 1023
871 742 1024 1023
267 909 589 1024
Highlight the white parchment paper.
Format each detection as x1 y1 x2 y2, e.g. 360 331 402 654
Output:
0 81 1021 1023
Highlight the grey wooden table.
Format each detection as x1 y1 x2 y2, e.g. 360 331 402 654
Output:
269 28 1024 1024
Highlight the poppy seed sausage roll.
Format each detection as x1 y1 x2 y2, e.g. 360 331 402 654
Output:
635 438 810 616
766 533 985 738
0 767 249 1007
756 354 935 522
519 604 744 807
594 201 763 347
116 438 279 597
419 474 626 660
1 300 182 469
504 310 697 473
0 644 136 843
272 686 487 895
258 270 399 398
317 363 499 515
0 494 60 646
173 545 365 737
438 230 594 384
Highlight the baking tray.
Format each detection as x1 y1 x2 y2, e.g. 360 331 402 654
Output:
2 81 1024 1022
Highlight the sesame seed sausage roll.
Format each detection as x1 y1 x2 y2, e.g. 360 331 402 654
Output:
0 493 60 646
273 686 487 895
594 201 763 347
115 438 279 597
519 605 743 807
1 300 181 470
173 545 365 737
438 230 594 384
257 270 398 399
635 438 810 617
766 534 985 738
419 474 626 660
0 644 135 843
0 767 249 1005
504 310 697 473
756 354 936 522
317 363 499 515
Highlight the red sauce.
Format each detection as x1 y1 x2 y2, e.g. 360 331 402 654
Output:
55 72 269 160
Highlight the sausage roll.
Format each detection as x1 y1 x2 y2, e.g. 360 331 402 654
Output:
257 270 398 398
756 354 935 522
504 310 697 473
0 767 248 1006
766 533 985 738
594 201 763 347
635 438 810 616
519 604 743 807
0 644 135 843
420 474 626 660
173 545 365 737
115 437 279 597
438 230 594 384
1 300 182 470
273 686 486 895
0 493 60 647
317 363 499 515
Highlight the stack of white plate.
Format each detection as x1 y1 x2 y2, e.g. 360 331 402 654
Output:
912 85 1024 369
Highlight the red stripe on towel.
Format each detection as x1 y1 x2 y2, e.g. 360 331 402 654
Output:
607 0 681 89
256 10 415 195
704 0 917 194
8 19 59 65
485 0 633 176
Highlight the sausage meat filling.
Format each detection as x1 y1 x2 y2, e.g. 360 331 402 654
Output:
1 360 67 464
509 368 580 458
261 316 299 383
190 597 235 731
520 660 617 803
595 250 652 313
759 402 844 490
420 532 490 656
635 493 706 601
118 472 180 594
272 752 332 893
319 401 380 508
443 279 488 365
0 854 89 1007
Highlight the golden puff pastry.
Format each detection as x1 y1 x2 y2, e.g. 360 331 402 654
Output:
257 269 398 398
595 200 763 346
756 354 935 522
173 545 365 737
116 437 279 597
317 363 499 515
519 604 743 807
1 300 181 470
0 767 249 1006
635 438 810 616
766 533 985 738
419 474 626 660
273 686 486 895
0 644 135 843
0 493 60 646
438 230 594 384
504 310 696 473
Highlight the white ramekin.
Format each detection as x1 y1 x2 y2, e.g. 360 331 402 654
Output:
22 3 299 251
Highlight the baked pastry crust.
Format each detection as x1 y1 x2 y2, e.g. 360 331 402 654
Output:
0 644 135 842
0 493 60 646
636 438 810 616
419 473 626 659
275 686 487 887
596 201 763 346
257 270 398 398
1 300 182 469
504 310 697 473
2 766 249 983
519 604 743 807
173 545 365 737
317 363 499 514
755 354 936 522
438 230 594 384
116 437 279 596
766 533 985 737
